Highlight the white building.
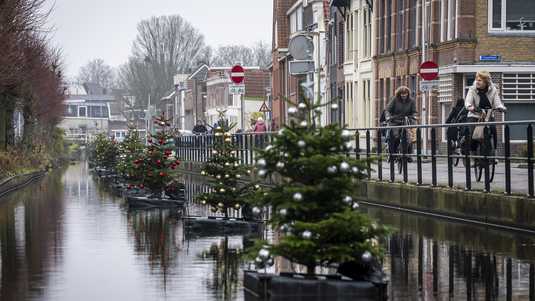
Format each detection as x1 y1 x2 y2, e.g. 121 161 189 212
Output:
343 0 374 130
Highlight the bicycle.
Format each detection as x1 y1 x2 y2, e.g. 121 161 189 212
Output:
446 108 468 167
387 115 416 175
461 108 502 183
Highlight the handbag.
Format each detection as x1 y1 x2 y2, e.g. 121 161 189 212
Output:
472 110 491 141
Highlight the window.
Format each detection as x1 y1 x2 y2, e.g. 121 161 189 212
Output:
409 0 417 47
409 75 417 99
78 106 87 117
397 0 404 49
489 0 535 32
290 6 304 34
88 105 108 118
65 105 77 117
379 0 385 53
363 9 371 57
502 73 535 101
386 0 392 51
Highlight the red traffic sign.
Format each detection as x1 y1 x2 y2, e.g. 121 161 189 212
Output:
231 65 245 84
419 61 439 81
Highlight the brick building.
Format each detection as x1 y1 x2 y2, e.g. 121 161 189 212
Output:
373 0 535 150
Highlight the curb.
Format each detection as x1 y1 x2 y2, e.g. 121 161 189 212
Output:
0 171 47 200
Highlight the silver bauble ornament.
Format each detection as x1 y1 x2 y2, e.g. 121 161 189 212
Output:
219 188 226 193
278 128 285 136
255 256 263 264
293 192 303 201
212 150 218 155
252 207 262 215
216 175 221 179
258 169 267 177
276 162 285 169
302 230 313 239
342 130 352 139
352 202 360 209
236 174 241 178
259 248 270 259
288 107 298 115
352 166 359 174
297 140 306 148
279 208 288 216
257 158 267 167
225 174 230 178
343 196 353 204
299 120 308 127
218 202 224 208
345 141 353 150
280 224 289 232
234 204 241 209
265 145 273 152
331 103 339 110
224 162 230 166
298 102 307 110
340 162 350 172
327 166 338 174
361 251 372 262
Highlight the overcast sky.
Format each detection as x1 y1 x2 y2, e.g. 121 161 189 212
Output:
47 0 273 78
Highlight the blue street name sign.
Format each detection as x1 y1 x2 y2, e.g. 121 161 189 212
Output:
479 55 501 62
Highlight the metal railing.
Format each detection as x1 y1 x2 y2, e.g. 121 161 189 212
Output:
175 120 535 197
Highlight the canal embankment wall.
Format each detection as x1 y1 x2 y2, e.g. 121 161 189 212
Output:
179 161 535 233
0 171 47 200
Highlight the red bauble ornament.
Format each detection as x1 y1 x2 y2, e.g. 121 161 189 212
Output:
139 184 144 189
160 172 166 177
148 139 152 143
159 139 165 145
175 160 181 165
156 160 161 164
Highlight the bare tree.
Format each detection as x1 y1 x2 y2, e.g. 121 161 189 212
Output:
120 15 207 108
211 41 271 67
76 58 116 89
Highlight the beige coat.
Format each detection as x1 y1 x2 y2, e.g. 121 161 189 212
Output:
465 80 506 119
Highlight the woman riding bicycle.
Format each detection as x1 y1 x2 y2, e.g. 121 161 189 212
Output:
465 71 507 154
385 86 417 161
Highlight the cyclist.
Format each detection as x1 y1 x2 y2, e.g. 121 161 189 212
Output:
385 86 417 162
465 71 506 154
446 98 468 153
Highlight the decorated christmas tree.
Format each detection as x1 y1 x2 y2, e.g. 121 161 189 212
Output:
248 98 389 277
92 133 119 171
116 126 145 183
132 114 180 197
198 110 254 219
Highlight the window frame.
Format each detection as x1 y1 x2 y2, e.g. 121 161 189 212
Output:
488 0 535 33
78 106 87 117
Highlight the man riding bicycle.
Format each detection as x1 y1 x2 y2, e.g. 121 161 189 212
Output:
384 86 417 162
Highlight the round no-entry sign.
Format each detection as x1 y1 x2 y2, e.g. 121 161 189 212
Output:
231 65 245 84
419 61 439 81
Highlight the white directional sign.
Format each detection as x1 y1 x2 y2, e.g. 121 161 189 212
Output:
419 80 439 92
230 84 245 95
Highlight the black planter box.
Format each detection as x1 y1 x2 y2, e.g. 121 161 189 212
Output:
184 217 262 238
244 270 387 301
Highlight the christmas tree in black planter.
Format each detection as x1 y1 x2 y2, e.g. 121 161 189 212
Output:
133 114 180 199
246 97 390 284
93 133 119 174
117 126 145 184
198 110 255 220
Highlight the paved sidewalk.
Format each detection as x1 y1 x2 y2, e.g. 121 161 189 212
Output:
369 159 532 195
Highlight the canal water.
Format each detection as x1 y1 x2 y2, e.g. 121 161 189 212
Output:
0 163 533 300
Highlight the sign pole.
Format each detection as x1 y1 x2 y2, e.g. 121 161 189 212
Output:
421 1 428 154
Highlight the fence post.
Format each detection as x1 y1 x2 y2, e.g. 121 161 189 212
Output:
389 129 395 182
447 136 453 188
417 128 422 185
528 124 534 197
431 128 437 187
464 127 472 191
504 125 511 195
377 129 383 181
366 130 371 179
401 129 408 183
355 131 360 160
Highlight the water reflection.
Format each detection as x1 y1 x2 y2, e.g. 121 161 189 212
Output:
0 168 65 301
0 163 533 300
